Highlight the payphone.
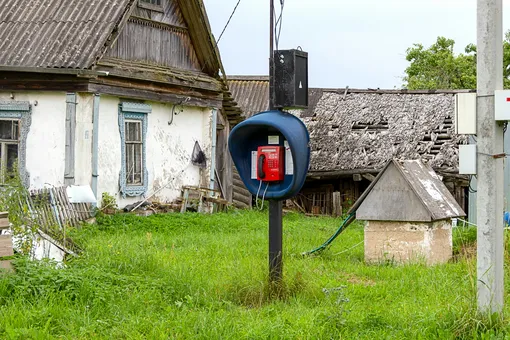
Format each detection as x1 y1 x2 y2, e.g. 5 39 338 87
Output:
257 145 285 182
228 110 310 201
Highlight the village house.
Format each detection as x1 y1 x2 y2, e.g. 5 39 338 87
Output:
227 76 471 215
0 0 243 208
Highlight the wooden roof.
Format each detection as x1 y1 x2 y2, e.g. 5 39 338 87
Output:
353 159 466 222
226 76 471 172
0 0 243 124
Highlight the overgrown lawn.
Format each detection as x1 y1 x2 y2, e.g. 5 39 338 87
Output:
0 210 507 339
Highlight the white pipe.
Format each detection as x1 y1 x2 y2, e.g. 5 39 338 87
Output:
91 94 100 208
209 108 218 194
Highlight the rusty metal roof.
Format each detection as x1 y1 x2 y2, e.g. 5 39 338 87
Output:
227 76 269 117
0 0 133 69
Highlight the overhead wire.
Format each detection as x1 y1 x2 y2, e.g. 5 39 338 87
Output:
274 0 284 51
186 0 244 93
216 0 243 46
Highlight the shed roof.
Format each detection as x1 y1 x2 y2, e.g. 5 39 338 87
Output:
353 159 466 222
227 76 471 173
0 0 133 69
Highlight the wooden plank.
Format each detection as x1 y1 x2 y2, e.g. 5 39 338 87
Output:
362 173 376 182
233 185 251 198
0 219 10 229
233 192 252 206
332 192 342 217
0 235 14 257
0 212 8 219
60 187 78 226
58 187 76 227
88 83 223 109
51 188 66 229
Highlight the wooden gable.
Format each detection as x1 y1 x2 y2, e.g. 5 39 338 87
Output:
354 159 466 222
105 0 202 72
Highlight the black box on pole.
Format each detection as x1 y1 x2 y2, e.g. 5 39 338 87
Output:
273 49 308 109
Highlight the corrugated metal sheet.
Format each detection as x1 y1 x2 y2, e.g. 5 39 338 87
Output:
227 76 269 117
0 0 132 69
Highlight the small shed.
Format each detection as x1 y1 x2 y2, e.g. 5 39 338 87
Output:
352 159 466 265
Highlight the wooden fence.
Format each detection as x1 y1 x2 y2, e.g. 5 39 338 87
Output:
27 186 93 231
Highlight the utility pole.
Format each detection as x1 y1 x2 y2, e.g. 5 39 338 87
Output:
477 0 504 314
268 0 283 285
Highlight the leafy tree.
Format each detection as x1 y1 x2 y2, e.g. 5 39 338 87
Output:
403 32 510 89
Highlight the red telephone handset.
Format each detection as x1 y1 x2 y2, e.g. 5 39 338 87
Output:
257 146 284 182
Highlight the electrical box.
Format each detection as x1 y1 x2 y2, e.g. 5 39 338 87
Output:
495 90 510 121
455 93 476 134
459 144 477 175
274 49 308 109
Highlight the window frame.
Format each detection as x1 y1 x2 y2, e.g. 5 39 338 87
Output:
118 102 151 198
124 119 144 186
138 0 164 13
0 102 31 187
0 119 21 183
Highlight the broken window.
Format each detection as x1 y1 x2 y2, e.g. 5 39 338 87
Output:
0 119 19 182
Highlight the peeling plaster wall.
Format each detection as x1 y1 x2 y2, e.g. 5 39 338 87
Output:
364 219 453 265
96 95 211 208
0 92 213 209
0 92 67 189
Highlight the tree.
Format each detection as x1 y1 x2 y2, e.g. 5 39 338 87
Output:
403 32 510 90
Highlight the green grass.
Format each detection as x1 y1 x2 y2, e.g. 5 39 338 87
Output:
0 210 507 339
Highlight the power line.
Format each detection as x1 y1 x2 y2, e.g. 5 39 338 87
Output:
274 0 284 51
216 0 242 45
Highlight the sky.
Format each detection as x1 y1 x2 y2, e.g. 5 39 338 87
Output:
203 0 510 89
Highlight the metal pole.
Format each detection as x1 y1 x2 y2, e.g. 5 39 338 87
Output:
268 0 283 285
269 0 275 111
476 0 504 314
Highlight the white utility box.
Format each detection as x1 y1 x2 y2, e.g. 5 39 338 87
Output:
495 90 510 121
455 93 476 134
459 144 477 175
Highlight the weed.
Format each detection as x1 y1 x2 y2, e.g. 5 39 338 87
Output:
0 210 507 338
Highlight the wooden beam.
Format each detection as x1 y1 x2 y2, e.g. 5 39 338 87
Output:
94 62 222 93
88 83 223 108
307 168 380 178
362 173 376 182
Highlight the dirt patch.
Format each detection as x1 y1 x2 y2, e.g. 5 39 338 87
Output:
344 274 376 287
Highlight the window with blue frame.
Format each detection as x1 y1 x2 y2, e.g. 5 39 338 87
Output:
0 101 31 187
118 102 151 197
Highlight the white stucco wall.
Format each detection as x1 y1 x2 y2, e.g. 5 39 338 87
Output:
96 95 212 208
0 92 67 189
0 92 214 209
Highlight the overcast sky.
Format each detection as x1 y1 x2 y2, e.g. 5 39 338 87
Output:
203 0 510 89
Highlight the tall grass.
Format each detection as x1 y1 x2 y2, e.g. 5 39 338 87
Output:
0 210 507 339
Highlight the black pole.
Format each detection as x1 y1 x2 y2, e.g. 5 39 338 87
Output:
268 0 283 286
269 0 275 111
269 200 282 283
